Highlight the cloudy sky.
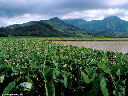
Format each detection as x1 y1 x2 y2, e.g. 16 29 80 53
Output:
0 0 128 26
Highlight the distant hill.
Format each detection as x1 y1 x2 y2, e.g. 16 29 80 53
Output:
64 19 86 29
49 17 81 29
44 17 89 37
0 17 91 37
64 16 128 37
7 21 38 29
2 16 128 37
0 22 68 37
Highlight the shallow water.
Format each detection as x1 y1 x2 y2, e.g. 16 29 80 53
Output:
53 41 128 54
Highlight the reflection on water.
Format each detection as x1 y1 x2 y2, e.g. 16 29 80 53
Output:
53 41 128 54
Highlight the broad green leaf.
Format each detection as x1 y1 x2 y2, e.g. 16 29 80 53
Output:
85 78 100 96
53 71 56 80
2 81 16 95
100 77 109 96
42 66 53 81
26 75 33 84
64 73 67 88
103 56 108 62
45 81 55 96
97 62 103 68
97 63 111 74
103 67 111 74
116 69 121 76
101 88 109 96
91 60 97 65
81 71 91 84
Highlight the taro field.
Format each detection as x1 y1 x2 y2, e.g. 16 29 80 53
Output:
0 38 128 96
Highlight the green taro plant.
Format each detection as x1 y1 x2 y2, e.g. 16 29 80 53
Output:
0 38 128 96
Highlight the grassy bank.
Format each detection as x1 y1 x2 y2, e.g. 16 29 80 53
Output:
1 37 128 41
19 37 128 41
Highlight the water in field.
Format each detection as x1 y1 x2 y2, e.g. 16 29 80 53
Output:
53 41 128 54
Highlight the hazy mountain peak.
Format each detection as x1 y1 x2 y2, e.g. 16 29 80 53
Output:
64 18 84 21
63 16 128 37
49 17 61 21
103 16 121 21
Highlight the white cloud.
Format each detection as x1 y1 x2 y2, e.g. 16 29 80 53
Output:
0 14 49 27
106 0 128 6
1 8 128 27
1 0 128 26
61 8 128 21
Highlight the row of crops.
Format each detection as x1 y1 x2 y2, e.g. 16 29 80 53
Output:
0 38 128 96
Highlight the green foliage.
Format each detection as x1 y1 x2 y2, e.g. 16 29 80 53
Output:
64 16 128 37
2 22 67 37
81 71 91 84
45 81 55 96
0 38 128 96
46 17 89 37
97 62 111 74
0 17 91 37
2 81 16 95
100 77 109 96
116 69 121 76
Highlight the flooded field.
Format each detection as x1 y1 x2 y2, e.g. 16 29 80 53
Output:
53 41 128 54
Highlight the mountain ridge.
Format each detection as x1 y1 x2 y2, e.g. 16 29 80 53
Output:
0 17 90 37
63 16 128 37
0 16 128 37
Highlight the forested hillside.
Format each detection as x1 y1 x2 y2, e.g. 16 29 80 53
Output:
0 17 90 37
0 22 67 37
44 17 89 37
64 16 128 37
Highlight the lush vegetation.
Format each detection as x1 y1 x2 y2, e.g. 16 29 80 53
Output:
1 16 128 38
0 38 128 96
64 16 128 37
6 21 37 29
0 22 68 37
44 17 89 37
0 17 90 37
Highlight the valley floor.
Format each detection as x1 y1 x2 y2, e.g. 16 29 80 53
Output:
15 37 128 41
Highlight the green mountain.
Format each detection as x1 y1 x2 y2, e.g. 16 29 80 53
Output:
44 17 89 37
64 16 128 37
64 19 86 29
1 16 128 37
0 22 67 37
7 21 38 29
0 17 91 37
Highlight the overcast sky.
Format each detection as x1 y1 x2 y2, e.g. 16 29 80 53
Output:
0 0 128 26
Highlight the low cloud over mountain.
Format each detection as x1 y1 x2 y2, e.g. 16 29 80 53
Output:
1 0 128 26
